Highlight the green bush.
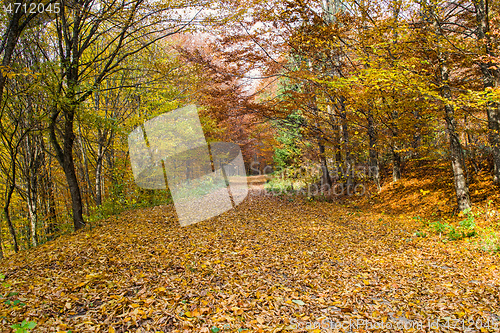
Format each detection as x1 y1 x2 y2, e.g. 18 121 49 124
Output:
480 233 500 253
431 220 449 234
458 208 476 230
10 320 36 333
430 214 477 241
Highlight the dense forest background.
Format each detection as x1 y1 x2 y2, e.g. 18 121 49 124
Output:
0 0 499 256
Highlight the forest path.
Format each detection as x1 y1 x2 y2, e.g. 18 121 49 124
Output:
0 195 498 332
239 175 269 191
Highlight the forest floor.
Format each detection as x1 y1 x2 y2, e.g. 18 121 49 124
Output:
1 176 500 332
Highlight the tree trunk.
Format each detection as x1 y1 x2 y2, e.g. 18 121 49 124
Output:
41 147 58 240
339 97 353 190
95 153 103 206
27 194 37 248
78 124 93 214
440 60 471 211
23 131 42 248
367 112 381 191
45 174 58 239
424 1 472 211
444 105 471 211
328 110 342 182
4 183 18 253
465 115 480 175
318 140 332 187
474 0 500 184
0 224 3 259
27 153 38 247
49 105 85 231
391 147 401 183
412 110 422 160
94 126 106 206
485 105 500 183
106 142 121 199
63 148 85 230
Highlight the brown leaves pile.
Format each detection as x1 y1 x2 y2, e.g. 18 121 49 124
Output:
0 192 499 332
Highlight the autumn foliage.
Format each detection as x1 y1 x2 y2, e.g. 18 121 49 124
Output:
1 0 500 331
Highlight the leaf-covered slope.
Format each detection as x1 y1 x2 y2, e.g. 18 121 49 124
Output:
355 160 500 219
1 194 499 332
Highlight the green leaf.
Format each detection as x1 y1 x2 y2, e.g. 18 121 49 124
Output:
210 326 220 333
292 299 305 306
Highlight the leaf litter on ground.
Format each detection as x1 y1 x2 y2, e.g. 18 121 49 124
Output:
0 192 499 332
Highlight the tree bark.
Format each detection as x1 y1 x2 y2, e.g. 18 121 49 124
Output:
4 194 18 254
0 225 3 259
26 149 39 248
318 140 332 187
95 148 104 206
391 146 401 183
94 92 105 207
338 97 353 190
49 105 86 231
63 148 85 230
485 105 500 183
473 0 500 184
4 156 19 253
77 124 93 214
367 112 381 191
440 60 471 211
45 170 58 240
327 105 342 183
423 0 472 211
27 193 37 247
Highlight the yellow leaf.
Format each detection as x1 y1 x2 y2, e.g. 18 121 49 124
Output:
109 327 116 333
76 281 88 288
